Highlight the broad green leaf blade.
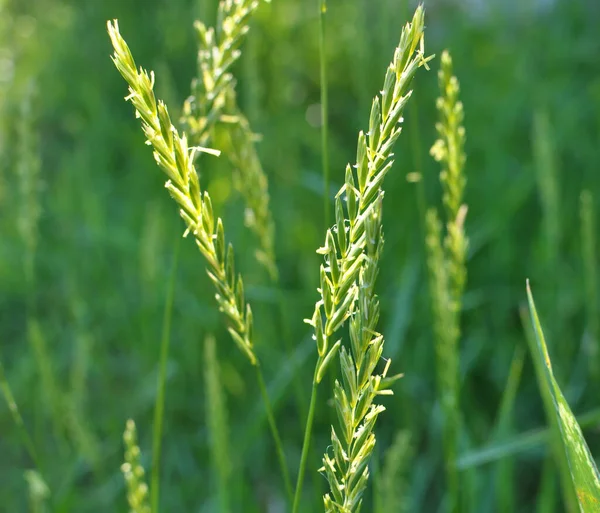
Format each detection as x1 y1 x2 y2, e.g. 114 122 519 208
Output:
527 281 600 512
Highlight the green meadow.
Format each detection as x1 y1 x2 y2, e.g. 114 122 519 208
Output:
1 0 600 511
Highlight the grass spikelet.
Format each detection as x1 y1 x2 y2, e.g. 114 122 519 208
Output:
304 3 430 389
24 470 49 513
204 334 232 513
122 419 151 513
221 98 277 280
182 0 277 277
321 195 401 512
426 49 467 513
430 49 468 313
107 20 292 502
182 0 269 147
375 431 413 513
292 6 431 512
108 18 254 365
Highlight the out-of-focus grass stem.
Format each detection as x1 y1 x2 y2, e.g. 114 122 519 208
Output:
319 0 330 230
150 237 180 513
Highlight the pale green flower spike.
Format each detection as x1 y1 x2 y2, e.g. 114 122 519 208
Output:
305 4 432 386
108 21 293 502
182 0 277 279
315 6 430 512
430 49 468 313
107 20 257 365
426 48 468 513
122 420 151 513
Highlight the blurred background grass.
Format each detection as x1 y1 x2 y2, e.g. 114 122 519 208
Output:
1 0 599 511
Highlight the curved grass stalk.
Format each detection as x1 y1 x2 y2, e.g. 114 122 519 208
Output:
0 360 40 469
182 0 277 278
107 21 292 503
293 7 431 512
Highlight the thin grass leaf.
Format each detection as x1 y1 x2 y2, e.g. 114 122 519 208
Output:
456 407 600 470
494 345 526 512
151 238 179 513
293 8 432 512
0 359 40 469
526 281 600 512
521 299 579 512
204 334 232 513
580 190 599 382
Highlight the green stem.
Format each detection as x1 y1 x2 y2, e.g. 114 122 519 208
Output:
277 286 308 425
0 360 40 469
151 238 180 513
409 98 427 234
319 0 330 230
255 364 293 504
293 377 318 513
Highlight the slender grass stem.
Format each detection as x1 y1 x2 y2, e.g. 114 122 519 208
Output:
408 98 427 235
293 377 318 513
255 364 293 504
456 407 600 469
0 360 40 469
319 0 330 229
151 238 180 513
276 286 308 424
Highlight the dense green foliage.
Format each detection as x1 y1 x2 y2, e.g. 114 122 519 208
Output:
1 0 600 511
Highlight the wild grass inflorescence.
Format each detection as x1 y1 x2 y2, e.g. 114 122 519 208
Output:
297 7 431 512
426 49 468 513
122 420 151 513
181 0 277 279
107 18 293 502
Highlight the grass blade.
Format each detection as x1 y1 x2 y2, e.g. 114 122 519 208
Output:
150 238 179 513
494 345 526 512
580 190 599 382
526 281 600 512
319 0 330 230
